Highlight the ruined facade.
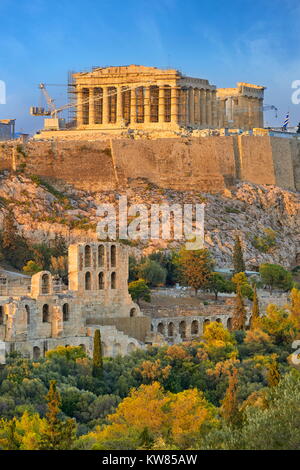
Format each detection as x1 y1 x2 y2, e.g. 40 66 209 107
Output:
0 119 15 141
0 242 150 363
71 65 264 131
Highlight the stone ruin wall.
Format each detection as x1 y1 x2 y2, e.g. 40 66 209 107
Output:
0 135 299 193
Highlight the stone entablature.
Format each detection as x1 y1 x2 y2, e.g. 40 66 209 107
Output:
71 65 264 131
0 242 147 362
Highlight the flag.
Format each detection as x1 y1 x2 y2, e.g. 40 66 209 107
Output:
282 111 289 129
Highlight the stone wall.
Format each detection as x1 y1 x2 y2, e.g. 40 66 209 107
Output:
0 135 299 193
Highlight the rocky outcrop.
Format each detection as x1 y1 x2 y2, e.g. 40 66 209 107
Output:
0 171 299 269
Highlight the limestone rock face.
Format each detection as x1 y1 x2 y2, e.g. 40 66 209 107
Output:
0 172 299 269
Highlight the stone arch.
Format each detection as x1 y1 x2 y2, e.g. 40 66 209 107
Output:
85 271 91 290
127 342 136 354
168 322 175 337
179 320 186 339
227 317 232 331
42 304 49 323
63 303 69 322
25 305 30 325
84 244 91 268
203 319 210 333
33 346 41 360
98 244 104 266
157 322 165 335
191 320 199 335
41 273 50 294
111 272 116 289
0 305 3 325
111 245 116 267
98 271 104 289
113 342 121 357
130 307 137 317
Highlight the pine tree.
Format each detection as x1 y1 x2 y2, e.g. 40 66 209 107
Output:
92 329 103 378
251 284 260 329
233 235 245 274
267 361 281 388
232 286 247 331
40 380 76 450
221 368 241 427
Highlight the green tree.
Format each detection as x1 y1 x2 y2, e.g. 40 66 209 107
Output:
176 248 214 295
2 211 31 269
128 279 151 306
259 263 293 293
22 260 43 275
138 259 167 287
208 273 234 300
232 286 247 331
232 272 253 300
233 236 245 274
40 380 76 450
92 329 103 378
149 251 179 286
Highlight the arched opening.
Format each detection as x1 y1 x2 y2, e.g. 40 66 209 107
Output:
33 346 41 360
130 308 137 317
168 322 174 337
42 304 49 323
98 245 104 266
63 303 69 322
98 272 104 289
113 342 121 357
191 320 199 335
85 272 91 290
179 321 186 339
127 342 136 354
216 318 222 324
227 317 232 331
203 319 210 333
25 305 30 325
0 305 3 325
111 272 116 289
41 273 50 294
84 245 91 268
111 245 116 267
157 322 164 335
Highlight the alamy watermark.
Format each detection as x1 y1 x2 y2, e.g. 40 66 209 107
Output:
291 80 300 105
0 80 6 104
96 196 205 250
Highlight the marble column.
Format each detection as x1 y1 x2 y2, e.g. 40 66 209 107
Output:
200 89 206 126
89 88 95 126
116 86 123 123
130 87 136 124
102 86 109 125
189 88 195 126
144 86 151 123
170 86 179 124
158 86 165 123
206 90 212 127
211 90 218 128
194 89 200 126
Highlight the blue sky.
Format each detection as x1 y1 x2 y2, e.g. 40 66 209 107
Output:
1 0 300 133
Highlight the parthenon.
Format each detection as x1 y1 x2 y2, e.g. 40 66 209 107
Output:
71 65 265 131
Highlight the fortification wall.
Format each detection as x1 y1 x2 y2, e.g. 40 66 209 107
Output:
0 136 299 193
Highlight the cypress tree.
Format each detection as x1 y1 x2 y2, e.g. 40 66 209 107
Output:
267 360 281 388
232 286 247 331
40 380 76 450
251 284 260 329
233 235 245 274
92 329 103 378
221 368 242 427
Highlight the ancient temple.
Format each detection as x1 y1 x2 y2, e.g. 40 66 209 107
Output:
71 65 265 131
